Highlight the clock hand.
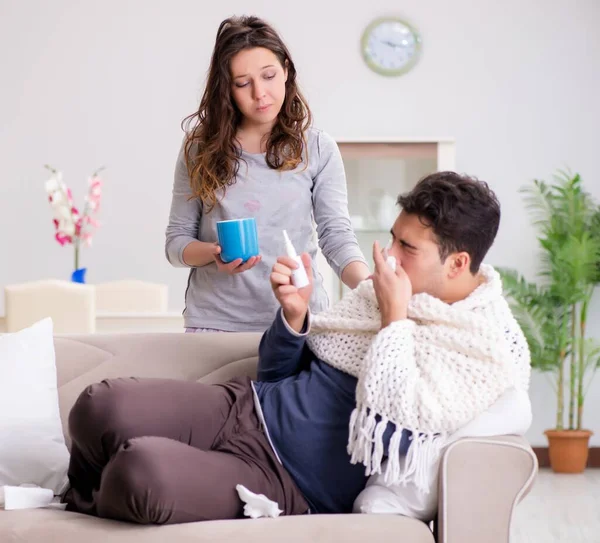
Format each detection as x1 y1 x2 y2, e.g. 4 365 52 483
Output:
383 40 401 49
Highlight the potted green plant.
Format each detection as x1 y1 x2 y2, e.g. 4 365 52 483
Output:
499 171 600 473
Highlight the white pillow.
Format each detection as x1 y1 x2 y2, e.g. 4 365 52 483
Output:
0 318 69 495
353 388 533 521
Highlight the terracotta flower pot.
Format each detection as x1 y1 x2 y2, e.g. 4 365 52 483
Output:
544 429 593 473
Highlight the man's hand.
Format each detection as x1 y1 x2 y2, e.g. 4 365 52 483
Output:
371 241 412 328
270 253 313 332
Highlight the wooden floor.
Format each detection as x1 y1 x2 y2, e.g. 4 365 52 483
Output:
512 468 600 542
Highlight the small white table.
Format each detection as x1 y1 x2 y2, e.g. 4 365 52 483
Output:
0 312 185 334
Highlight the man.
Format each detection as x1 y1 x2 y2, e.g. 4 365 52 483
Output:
258 170 530 513
64 172 530 524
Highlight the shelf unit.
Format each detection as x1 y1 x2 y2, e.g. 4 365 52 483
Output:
316 139 456 304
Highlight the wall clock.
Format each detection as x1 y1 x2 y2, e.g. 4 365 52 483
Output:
361 17 421 77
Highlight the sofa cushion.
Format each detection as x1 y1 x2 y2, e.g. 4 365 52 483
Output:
354 388 533 520
54 333 263 446
0 509 435 543
0 318 69 495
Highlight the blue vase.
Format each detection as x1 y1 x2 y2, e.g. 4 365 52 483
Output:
71 268 87 283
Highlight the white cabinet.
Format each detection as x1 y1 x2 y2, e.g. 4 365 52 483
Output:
317 139 456 305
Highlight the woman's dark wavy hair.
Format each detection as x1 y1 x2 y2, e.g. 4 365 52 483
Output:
181 15 312 211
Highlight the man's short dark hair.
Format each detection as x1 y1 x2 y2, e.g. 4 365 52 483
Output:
397 171 500 273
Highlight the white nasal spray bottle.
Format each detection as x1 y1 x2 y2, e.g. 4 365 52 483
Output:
283 230 310 288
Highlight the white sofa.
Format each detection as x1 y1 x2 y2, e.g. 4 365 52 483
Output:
0 332 538 542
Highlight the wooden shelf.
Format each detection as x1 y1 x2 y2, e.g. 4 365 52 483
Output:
316 139 457 304
337 141 438 160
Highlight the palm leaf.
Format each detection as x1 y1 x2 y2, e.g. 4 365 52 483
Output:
498 268 565 372
519 180 556 233
582 340 600 397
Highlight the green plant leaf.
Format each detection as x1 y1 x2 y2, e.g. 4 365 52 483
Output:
502 169 600 426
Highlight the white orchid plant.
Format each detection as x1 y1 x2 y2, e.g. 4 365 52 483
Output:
44 165 104 272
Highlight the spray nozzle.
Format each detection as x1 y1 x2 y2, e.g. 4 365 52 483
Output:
283 230 298 258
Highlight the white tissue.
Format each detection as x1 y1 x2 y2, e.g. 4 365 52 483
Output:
0 484 55 510
236 484 283 519
386 255 397 272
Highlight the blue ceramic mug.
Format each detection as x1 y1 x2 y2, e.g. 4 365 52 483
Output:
216 218 259 263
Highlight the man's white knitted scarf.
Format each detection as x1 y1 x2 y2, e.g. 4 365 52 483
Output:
306 265 528 493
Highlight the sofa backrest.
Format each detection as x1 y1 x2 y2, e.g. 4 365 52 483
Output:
53 332 262 447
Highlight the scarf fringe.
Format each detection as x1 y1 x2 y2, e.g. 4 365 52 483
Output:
348 406 448 494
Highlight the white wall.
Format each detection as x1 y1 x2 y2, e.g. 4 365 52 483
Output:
1 0 599 445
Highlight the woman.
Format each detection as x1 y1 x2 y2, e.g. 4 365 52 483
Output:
165 15 369 332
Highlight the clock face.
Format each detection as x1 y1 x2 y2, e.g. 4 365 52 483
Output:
361 17 421 76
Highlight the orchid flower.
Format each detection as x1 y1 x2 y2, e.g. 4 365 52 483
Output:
44 165 104 271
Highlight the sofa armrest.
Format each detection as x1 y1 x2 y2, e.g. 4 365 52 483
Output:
437 436 537 543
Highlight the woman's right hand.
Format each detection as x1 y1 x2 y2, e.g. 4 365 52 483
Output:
212 243 262 274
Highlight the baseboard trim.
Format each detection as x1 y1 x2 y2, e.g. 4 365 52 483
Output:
533 447 600 468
